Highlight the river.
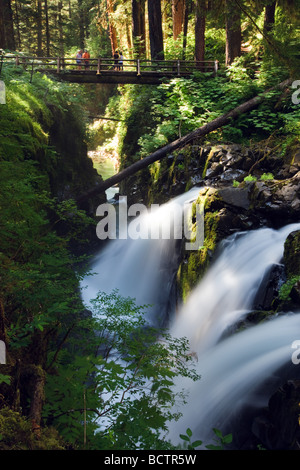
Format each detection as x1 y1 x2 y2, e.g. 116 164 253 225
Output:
80 186 300 449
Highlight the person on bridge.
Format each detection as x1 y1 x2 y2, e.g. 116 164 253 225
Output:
113 50 119 70
82 49 90 70
118 51 123 70
76 49 82 70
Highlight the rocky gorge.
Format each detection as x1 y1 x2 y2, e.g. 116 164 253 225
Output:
117 140 300 449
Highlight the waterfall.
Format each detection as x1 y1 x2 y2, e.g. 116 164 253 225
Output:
171 223 300 354
167 312 300 446
81 187 200 326
167 222 300 446
80 187 300 448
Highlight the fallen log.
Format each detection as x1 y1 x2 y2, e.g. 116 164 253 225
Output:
77 78 293 204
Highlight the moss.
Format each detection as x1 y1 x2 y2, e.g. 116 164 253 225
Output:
177 187 222 301
276 231 300 310
0 407 66 450
0 69 103 211
283 231 300 278
279 275 300 302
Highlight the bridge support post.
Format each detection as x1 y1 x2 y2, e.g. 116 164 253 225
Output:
137 59 141 76
57 57 60 73
177 60 180 76
30 60 34 83
97 58 101 75
214 60 219 76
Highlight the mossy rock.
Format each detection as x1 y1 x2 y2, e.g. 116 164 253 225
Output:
283 231 300 278
176 187 221 301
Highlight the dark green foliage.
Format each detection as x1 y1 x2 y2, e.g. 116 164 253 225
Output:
179 427 203 450
0 407 66 450
179 427 232 450
205 428 233 450
0 66 98 448
43 290 200 450
0 59 203 453
1 1 300 449
0 65 101 201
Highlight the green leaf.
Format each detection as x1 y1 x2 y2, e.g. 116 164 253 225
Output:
0 374 11 385
213 427 223 438
205 444 223 450
223 433 233 444
179 434 190 442
191 440 203 448
186 427 193 438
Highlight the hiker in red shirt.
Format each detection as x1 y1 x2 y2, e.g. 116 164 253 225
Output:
82 49 90 70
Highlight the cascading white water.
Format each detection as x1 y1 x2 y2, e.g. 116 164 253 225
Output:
166 222 300 446
80 187 300 448
81 187 200 326
170 223 300 354
167 312 300 446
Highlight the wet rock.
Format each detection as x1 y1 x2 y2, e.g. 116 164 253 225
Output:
252 380 300 450
224 153 244 169
248 173 300 226
291 281 300 304
218 186 251 210
205 162 223 178
219 168 246 183
190 174 202 185
252 264 286 311
284 231 300 277
145 142 300 232
216 208 258 238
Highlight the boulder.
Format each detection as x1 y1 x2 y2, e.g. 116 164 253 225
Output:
252 263 286 311
248 173 300 226
218 186 251 210
283 231 300 278
252 380 300 450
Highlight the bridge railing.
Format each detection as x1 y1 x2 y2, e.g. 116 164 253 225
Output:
0 54 219 76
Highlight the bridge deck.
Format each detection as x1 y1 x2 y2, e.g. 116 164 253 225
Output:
0 55 219 84
46 69 208 84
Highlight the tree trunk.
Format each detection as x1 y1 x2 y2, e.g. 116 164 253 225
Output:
194 0 206 64
37 0 43 56
182 0 189 60
0 0 15 50
132 0 146 56
172 0 185 40
5 0 15 50
78 0 85 49
148 0 164 60
57 0 64 57
77 78 293 204
225 0 241 66
45 0 50 56
28 366 46 435
126 17 133 55
235 0 293 73
0 0 6 48
263 1 276 34
107 0 118 55
14 0 21 49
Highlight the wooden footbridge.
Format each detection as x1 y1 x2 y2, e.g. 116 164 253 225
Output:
0 55 219 85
